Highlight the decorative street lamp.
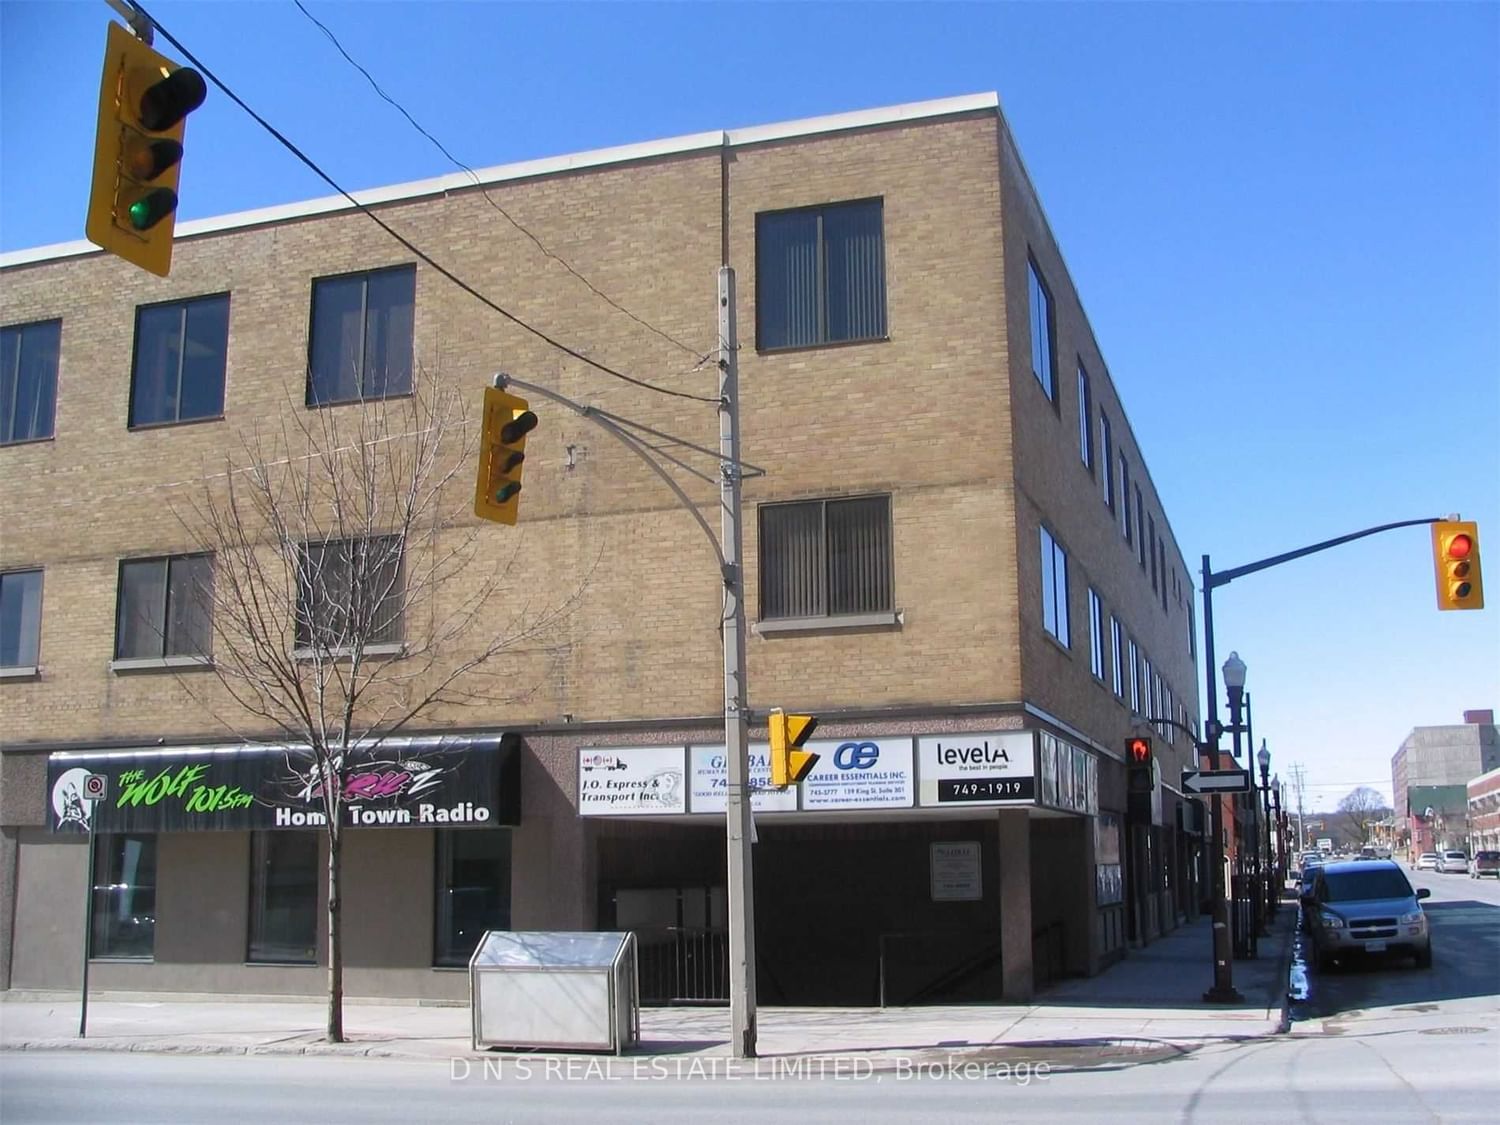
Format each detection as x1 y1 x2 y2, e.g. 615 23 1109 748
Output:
1258 741 1275 920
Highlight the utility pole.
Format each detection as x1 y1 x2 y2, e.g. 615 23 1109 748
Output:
1290 763 1307 852
719 266 757 1059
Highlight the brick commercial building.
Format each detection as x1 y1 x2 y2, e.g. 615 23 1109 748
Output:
1393 711 1500 860
1 94 1204 1005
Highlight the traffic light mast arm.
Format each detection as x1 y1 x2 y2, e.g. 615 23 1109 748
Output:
490 372 728 571
105 0 153 43
1206 516 1445 590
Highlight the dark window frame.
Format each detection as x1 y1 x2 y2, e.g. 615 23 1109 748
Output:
91 833 156 960
757 494 894 624
114 553 214 662
1077 362 1094 473
306 264 416 407
247 830 319 964
1 318 61 446
128 292 231 429
755 198 888 352
1040 525 1070 648
0 568 43 670
1088 587 1105 681
1100 412 1115 513
434 828 513 968
1027 257 1057 403
294 534 406 653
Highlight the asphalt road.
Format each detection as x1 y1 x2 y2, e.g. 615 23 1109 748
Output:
3 866 1494 1124
1292 863 1500 1021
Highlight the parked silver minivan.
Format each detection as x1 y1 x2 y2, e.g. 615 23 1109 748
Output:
1302 859 1432 970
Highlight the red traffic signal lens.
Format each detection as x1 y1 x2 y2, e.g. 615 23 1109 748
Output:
1127 738 1151 764
1447 534 1472 560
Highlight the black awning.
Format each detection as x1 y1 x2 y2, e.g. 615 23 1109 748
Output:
47 733 520 833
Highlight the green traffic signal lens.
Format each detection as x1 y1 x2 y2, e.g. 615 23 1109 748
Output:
127 187 178 231
495 482 521 504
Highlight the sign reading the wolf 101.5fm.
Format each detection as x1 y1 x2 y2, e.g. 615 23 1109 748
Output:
47 736 519 833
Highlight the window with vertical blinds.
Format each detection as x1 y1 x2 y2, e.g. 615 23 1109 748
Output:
759 496 892 622
756 200 887 350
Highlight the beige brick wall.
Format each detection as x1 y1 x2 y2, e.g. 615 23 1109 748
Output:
2 107 1196 787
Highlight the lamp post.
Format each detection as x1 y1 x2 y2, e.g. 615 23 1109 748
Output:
1258 742 1275 920
1222 653 1255 957
1273 777 1285 890
1199 594 1244 1000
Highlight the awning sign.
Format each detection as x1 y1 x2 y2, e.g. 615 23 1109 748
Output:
47 735 519 833
917 732 1036 806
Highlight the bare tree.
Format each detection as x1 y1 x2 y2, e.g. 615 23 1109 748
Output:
171 367 581 1042
1337 786 1391 847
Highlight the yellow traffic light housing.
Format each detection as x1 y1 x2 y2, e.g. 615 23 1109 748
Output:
86 21 207 277
474 387 538 525
769 709 819 787
1432 520 1484 610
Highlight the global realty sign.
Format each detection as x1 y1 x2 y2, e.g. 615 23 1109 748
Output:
47 735 520 834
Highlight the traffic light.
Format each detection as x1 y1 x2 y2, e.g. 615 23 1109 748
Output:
1126 736 1153 793
1432 520 1484 611
769 709 819 787
86 22 207 277
474 386 538 525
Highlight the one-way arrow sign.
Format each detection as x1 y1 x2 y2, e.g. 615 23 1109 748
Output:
1181 768 1251 795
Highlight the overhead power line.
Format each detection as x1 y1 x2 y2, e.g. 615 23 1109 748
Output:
133 3 720 406
291 0 712 366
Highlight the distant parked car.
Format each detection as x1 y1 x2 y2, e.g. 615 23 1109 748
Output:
1438 850 1469 874
1302 859 1432 971
1470 851 1500 878
1415 853 1440 871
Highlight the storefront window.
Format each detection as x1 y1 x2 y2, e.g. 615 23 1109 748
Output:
248 831 318 963
91 834 156 959
435 829 511 967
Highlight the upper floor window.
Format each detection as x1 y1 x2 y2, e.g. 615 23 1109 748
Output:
1135 487 1147 568
115 553 214 661
307 265 415 406
0 569 43 670
1027 259 1055 400
759 495 892 622
1127 639 1140 713
130 294 229 427
756 199 886 350
1149 514 1159 592
1100 412 1115 512
1 318 60 445
1088 587 1105 680
1077 364 1093 472
1110 616 1125 699
1119 455 1132 542
1040 526 1070 647
1188 597 1197 659
296 535 405 651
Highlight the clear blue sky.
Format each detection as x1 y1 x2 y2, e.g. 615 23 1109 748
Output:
3 1 1497 813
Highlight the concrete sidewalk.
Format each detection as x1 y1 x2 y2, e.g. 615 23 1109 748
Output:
0 908 1295 1068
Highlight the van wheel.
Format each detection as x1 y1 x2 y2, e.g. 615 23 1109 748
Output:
1415 947 1432 969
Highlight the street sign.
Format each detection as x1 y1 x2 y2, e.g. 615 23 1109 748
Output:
83 774 107 801
1181 768 1251 795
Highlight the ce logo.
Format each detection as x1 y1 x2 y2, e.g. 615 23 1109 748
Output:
834 741 879 770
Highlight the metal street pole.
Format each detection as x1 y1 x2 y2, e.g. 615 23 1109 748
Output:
719 266 757 1059
1199 555 1243 1002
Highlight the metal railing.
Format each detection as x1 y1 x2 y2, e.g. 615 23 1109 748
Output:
634 926 728 1006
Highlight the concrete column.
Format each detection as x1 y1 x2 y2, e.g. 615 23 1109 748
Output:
997 808 1033 1001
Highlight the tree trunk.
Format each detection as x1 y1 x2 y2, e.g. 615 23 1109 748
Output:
326 822 344 1043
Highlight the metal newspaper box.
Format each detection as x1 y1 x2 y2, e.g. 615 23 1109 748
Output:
469 930 639 1053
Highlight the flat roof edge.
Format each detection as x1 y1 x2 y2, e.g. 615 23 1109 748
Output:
0 93 998 270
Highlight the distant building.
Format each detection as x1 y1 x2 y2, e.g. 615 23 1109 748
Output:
1392 711 1499 857
1468 766 1500 854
